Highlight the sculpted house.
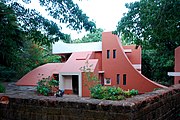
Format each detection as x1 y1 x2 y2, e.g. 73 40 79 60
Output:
168 46 180 84
16 32 166 97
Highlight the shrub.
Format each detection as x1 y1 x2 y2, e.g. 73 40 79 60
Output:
0 83 5 93
36 77 59 96
90 84 138 100
130 89 138 96
80 61 138 100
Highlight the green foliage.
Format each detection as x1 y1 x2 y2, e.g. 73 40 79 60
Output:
11 40 61 79
0 83 5 93
3 0 96 45
36 77 59 96
129 89 139 96
114 0 180 85
80 61 138 100
142 50 174 85
0 65 16 82
48 79 59 87
90 85 138 100
0 1 96 82
80 61 100 89
73 28 103 43
0 2 23 67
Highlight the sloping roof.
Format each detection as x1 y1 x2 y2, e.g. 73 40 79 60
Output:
52 41 102 54
16 52 99 86
59 51 98 73
16 63 64 86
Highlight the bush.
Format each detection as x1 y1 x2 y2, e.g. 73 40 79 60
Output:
80 61 138 100
36 77 59 96
90 84 138 100
0 83 5 93
129 89 138 96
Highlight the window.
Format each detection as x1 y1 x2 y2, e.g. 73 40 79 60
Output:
113 50 116 58
107 50 110 59
53 74 59 81
104 78 111 85
117 74 120 84
123 74 126 85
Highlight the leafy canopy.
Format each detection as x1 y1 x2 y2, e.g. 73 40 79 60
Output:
4 0 96 45
73 28 103 43
0 1 96 81
115 0 180 50
114 0 180 84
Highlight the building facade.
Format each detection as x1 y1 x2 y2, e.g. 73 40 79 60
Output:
16 32 166 97
168 46 180 84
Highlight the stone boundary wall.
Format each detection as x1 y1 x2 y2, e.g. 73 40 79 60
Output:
0 84 180 120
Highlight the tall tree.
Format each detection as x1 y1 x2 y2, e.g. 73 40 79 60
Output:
8 1 96 45
114 0 180 85
0 1 96 81
1 0 96 46
0 2 24 81
0 2 23 67
73 28 103 43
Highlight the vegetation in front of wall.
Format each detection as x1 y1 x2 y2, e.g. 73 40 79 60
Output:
36 77 59 96
80 61 138 100
90 84 138 100
80 61 100 89
0 83 6 93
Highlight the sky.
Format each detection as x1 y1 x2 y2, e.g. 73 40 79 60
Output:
18 0 139 39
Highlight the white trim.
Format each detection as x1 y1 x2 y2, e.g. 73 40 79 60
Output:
168 72 180 76
124 49 132 53
53 41 102 54
132 64 141 70
98 71 104 73
79 73 82 97
59 72 82 97
59 75 64 90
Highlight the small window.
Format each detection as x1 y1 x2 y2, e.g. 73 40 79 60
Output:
53 74 59 81
123 74 126 85
113 50 116 58
104 78 111 85
117 74 120 84
107 50 110 59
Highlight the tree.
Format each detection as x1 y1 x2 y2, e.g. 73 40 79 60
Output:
0 2 23 67
114 0 180 85
1 0 96 51
0 1 96 81
73 28 103 43
0 2 23 81
13 40 61 79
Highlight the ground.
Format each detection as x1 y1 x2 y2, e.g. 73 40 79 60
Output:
1 82 84 100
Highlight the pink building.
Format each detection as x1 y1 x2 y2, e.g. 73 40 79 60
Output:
16 32 166 97
168 46 180 84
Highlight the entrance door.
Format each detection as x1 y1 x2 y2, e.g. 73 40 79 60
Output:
99 73 104 86
72 75 79 95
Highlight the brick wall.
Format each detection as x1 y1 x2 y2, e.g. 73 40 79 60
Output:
0 84 180 120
